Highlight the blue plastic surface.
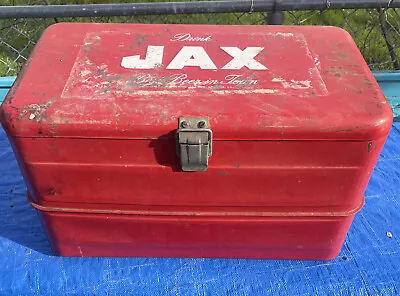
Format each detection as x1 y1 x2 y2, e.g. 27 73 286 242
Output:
0 76 15 104
373 71 400 121
1 76 400 295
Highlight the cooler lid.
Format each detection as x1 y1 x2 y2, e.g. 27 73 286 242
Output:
0 23 392 140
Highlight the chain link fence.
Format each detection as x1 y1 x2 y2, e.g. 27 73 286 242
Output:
1 1 400 76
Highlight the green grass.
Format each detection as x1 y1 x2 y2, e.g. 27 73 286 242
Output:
0 1 399 76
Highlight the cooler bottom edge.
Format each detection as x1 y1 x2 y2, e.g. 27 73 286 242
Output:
49 243 344 261
34 207 355 260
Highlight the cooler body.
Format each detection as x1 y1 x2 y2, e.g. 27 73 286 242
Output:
0 23 392 259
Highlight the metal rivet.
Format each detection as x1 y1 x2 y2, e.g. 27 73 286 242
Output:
198 121 206 128
181 121 188 128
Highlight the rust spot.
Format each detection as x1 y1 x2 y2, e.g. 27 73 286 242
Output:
53 227 60 233
233 164 240 168
83 46 91 55
362 105 373 116
335 129 353 133
368 142 373 152
32 91 47 97
49 144 60 154
323 66 351 77
106 74 123 81
335 51 347 59
210 85 224 91
142 136 152 139
45 187 57 196
217 171 228 176
97 69 107 76
0 108 13 124
136 34 147 42
18 101 53 122
49 124 58 135
363 79 372 87
55 75 65 84
96 87 112 94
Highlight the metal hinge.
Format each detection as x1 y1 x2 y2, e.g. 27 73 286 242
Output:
176 117 212 172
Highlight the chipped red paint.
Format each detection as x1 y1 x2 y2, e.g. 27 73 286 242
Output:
0 24 393 259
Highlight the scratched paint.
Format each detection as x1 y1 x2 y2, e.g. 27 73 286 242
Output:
61 31 328 100
271 78 312 89
275 32 294 38
17 102 53 121
128 89 278 96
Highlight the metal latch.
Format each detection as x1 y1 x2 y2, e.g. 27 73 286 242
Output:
176 117 212 172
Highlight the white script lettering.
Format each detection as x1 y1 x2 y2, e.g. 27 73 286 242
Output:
170 33 212 42
131 73 258 88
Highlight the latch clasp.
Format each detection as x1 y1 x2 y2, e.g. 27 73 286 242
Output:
176 117 212 172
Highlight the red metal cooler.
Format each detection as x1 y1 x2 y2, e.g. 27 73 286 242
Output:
0 23 392 259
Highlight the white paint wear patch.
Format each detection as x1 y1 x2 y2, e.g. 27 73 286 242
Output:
275 32 294 37
212 89 277 95
314 57 321 67
272 77 312 89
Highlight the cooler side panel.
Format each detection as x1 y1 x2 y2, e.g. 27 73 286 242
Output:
17 137 375 212
37 210 354 260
